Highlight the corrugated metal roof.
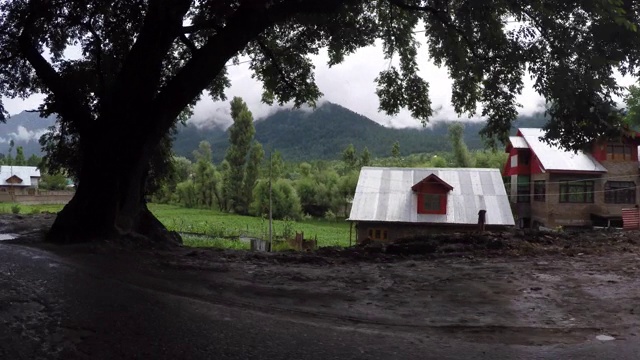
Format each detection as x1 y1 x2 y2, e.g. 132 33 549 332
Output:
349 167 515 226
519 128 607 173
0 166 40 187
509 136 529 149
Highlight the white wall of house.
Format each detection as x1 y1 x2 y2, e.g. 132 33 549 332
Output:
510 175 518 203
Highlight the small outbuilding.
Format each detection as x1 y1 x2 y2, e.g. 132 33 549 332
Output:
0 166 41 195
348 167 515 243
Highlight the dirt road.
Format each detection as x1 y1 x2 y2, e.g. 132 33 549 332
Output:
2 214 640 358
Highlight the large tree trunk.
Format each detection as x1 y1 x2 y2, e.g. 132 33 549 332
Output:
46 134 181 245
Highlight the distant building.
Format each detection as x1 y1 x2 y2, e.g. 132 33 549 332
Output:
503 128 640 229
0 166 41 195
348 167 515 243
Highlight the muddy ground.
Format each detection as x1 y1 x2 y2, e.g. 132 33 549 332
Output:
2 213 639 346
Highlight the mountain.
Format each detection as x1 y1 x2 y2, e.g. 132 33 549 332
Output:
0 103 549 162
173 102 548 162
0 111 56 156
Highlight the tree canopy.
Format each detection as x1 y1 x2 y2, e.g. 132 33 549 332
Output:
2 1 639 149
623 82 640 126
0 0 638 242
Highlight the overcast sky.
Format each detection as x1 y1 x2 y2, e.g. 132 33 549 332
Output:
3 38 637 129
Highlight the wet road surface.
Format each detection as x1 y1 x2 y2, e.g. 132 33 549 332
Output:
1 242 639 360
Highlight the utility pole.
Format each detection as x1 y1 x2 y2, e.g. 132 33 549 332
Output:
268 148 273 252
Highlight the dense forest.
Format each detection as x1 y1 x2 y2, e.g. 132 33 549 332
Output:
172 102 549 163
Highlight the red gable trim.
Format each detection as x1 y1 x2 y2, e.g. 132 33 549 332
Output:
411 174 453 192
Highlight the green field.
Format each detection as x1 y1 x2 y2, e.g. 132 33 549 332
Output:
151 204 352 247
0 203 353 248
0 203 65 214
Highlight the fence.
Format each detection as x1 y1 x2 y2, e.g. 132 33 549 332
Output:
0 192 74 205
622 208 640 230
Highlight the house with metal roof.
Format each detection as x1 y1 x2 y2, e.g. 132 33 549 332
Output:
503 128 640 229
348 167 515 243
0 166 41 195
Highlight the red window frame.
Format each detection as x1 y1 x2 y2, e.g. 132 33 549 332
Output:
418 192 447 214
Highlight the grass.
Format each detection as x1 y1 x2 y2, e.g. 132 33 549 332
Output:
182 235 251 250
150 204 352 248
0 203 63 214
0 202 353 248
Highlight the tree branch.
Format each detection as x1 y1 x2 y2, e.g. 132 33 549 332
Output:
182 19 222 34
106 0 193 120
17 6 93 135
387 0 499 63
256 40 297 93
84 18 106 102
179 34 198 53
152 0 351 134
386 0 440 13
57 12 107 107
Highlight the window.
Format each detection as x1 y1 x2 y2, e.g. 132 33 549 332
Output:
367 228 388 241
517 176 530 203
605 181 636 204
533 181 546 202
423 194 441 211
519 151 531 166
559 180 594 203
606 143 633 161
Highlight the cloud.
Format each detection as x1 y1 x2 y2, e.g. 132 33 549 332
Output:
3 39 637 129
189 39 554 129
8 126 48 142
2 94 45 117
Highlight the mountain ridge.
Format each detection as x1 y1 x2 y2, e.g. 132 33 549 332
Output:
173 102 548 162
1 102 548 162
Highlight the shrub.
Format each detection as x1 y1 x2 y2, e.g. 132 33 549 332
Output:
250 179 302 220
11 204 20 214
324 209 336 222
280 217 295 240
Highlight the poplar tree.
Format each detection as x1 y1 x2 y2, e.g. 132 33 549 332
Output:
242 142 264 215
223 97 256 213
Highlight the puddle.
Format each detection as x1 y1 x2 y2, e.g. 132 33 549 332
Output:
596 335 615 341
0 233 17 241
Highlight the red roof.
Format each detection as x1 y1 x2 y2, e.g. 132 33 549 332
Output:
411 174 453 191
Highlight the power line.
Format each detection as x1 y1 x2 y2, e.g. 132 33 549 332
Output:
354 172 640 186
355 187 637 197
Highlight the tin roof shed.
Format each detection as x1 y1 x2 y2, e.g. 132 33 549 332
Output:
349 167 515 226
0 166 41 187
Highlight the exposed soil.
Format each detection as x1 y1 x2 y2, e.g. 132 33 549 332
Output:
2 214 640 346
